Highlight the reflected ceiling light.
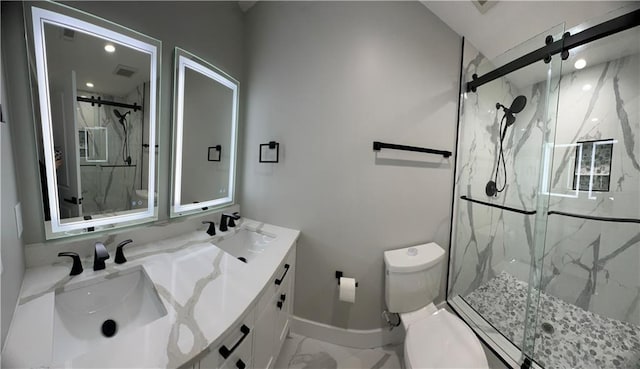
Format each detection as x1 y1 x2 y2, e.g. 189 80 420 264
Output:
574 59 587 69
86 82 94 88
104 44 116 53
582 84 592 91
591 118 599 122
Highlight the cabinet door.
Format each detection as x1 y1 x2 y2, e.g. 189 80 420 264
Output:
274 248 295 357
252 293 278 369
219 331 253 369
274 274 291 351
200 312 254 369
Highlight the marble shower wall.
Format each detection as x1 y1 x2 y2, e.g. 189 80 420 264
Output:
449 39 556 299
541 53 640 325
450 36 639 332
76 84 146 216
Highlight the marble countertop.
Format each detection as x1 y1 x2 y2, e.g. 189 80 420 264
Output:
2 219 300 368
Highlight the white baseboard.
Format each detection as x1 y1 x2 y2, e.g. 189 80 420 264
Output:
290 315 404 349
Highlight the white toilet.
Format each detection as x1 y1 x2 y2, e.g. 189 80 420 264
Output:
384 243 489 369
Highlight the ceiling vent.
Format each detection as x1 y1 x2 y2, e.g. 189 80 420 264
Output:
62 28 75 41
471 0 496 14
113 64 137 78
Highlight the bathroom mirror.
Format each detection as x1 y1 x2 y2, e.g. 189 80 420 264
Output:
170 47 238 217
25 2 160 238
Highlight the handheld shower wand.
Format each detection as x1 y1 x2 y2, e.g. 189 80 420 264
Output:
485 95 527 197
113 109 132 166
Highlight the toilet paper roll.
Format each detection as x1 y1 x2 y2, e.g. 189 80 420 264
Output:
338 277 357 303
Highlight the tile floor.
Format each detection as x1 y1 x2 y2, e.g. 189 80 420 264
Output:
465 271 640 369
273 333 404 369
273 332 507 369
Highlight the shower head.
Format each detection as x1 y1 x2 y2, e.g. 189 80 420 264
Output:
487 95 527 198
510 95 527 114
113 109 130 121
496 95 527 127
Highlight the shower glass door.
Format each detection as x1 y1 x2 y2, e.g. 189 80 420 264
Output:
529 7 640 369
447 24 564 366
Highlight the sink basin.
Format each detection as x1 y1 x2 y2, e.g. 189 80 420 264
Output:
216 228 275 262
52 267 167 362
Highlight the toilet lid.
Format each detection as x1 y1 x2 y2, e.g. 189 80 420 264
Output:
405 309 489 369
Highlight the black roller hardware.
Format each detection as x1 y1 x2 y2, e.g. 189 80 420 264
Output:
280 294 286 302
77 96 141 111
274 264 290 285
467 9 640 92
236 359 246 369
219 325 251 359
277 300 283 310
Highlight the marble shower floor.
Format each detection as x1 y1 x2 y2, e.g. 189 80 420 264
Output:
273 333 404 369
465 272 640 369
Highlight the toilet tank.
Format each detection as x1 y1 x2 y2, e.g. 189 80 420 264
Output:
384 243 445 313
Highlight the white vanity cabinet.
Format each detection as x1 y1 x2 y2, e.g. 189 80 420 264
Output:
188 245 296 369
252 247 296 369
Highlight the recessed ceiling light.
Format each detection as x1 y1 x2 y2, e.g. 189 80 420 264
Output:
86 82 94 88
591 118 599 122
582 84 592 91
104 44 116 53
574 59 587 70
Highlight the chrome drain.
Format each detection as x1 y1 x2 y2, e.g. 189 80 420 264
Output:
101 319 118 338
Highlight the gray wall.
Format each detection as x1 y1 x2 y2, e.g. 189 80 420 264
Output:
241 2 461 330
1 6 26 347
4 1 244 245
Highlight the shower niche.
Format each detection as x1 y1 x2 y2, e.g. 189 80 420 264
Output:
572 139 614 192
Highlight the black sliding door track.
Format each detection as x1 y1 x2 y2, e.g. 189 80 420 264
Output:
467 9 640 92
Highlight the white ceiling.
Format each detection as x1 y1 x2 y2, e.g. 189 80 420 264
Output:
422 1 639 89
45 23 151 98
421 1 637 61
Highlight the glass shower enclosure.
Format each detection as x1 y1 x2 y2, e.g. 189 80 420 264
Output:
447 6 639 369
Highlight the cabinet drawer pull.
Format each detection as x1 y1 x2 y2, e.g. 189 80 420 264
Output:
236 359 246 369
218 324 251 359
277 300 283 310
274 263 290 285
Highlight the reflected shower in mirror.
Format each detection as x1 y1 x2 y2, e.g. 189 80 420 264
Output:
26 3 160 238
171 47 238 217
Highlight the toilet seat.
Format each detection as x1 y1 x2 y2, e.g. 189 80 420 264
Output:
404 309 489 369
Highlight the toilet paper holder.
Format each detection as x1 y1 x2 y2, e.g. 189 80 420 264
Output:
335 271 358 287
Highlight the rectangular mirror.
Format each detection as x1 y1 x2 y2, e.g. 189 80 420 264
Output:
171 47 238 217
25 2 161 238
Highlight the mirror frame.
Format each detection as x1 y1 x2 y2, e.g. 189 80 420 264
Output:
26 3 161 238
170 47 239 217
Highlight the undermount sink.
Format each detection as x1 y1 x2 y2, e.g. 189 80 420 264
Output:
52 267 167 362
216 228 275 262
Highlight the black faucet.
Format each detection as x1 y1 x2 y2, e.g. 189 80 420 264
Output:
220 212 240 232
58 252 83 276
93 242 110 271
202 221 216 236
114 239 133 264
